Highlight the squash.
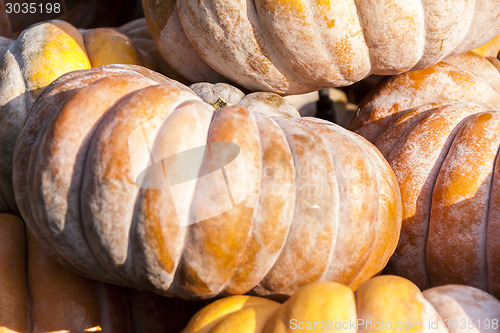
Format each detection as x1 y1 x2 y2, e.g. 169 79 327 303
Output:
143 0 500 94
348 52 500 298
0 18 164 215
0 213 208 333
0 0 141 38
183 275 500 333
473 34 500 58
13 64 402 299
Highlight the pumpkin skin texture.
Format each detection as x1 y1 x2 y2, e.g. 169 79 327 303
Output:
0 19 164 215
143 0 500 94
13 64 402 300
183 275 500 333
0 213 209 333
348 52 500 298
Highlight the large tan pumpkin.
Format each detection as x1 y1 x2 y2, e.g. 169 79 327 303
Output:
0 213 209 333
0 18 164 215
183 275 500 333
13 64 401 299
143 0 500 94
349 52 500 298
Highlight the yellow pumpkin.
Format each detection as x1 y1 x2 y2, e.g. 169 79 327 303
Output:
473 34 500 58
183 275 500 333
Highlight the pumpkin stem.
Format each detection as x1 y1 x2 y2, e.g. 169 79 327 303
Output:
211 97 231 111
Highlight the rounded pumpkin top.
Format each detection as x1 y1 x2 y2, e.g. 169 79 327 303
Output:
349 52 500 142
144 0 500 94
13 64 401 299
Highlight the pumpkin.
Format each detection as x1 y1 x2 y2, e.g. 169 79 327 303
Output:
13 64 402 300
182 275 500 333
0 0 141 38
473 34 500 58
143 0 500 94
0 18 165 215
0 213 209 333
348 52 500 298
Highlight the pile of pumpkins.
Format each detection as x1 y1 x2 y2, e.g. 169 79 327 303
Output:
0 0 500 331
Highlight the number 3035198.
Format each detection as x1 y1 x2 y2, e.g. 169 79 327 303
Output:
443 319 498 330
4 2 61 14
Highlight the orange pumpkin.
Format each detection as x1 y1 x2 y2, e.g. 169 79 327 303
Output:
13 64 401 299
349 52 500 298
143 0 500 94
0 213 208 333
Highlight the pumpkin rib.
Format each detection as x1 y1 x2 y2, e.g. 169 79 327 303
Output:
486 139 500 297
248 0 313 87
348 134 402 290
454 0 499 57
356 0 425 74
0 43 29 214
257 117 339 295
383 104 484 289
296 119 345 284
299 118 377 287
331 128 393 288
80 85 201 285
484 135 500 294
427 111 500 290
131 96 214 293
28 74 162 284
247 115 297 296
225 112 296 295
14 69 126 276
219 107 264 295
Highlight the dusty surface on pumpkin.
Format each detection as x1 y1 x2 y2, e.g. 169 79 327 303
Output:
13 65 402 299
350 52 500 298
144 0 500 94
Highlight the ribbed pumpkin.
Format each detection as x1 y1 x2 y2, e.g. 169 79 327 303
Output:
183 275 500 333
143 0 500 94
0 18 163 215
349 52 500 298
13 64 401 300
0 213 208 333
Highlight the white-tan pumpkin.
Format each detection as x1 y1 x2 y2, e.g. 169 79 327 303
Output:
13 64 401 299
143 0 500 94
349 52 500 298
